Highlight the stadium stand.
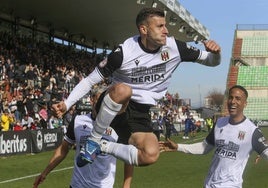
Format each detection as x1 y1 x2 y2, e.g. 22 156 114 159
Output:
223 24 268 122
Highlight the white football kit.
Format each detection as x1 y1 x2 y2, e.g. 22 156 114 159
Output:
64 114 118 188
178 116 268 188
65 35 221 109
178 117 268 188
205 117 268 188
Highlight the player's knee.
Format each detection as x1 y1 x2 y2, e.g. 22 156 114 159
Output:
111 83 132 102
140 146 160 165
148 153 159 165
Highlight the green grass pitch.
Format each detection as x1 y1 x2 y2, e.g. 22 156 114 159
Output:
1 127 268 188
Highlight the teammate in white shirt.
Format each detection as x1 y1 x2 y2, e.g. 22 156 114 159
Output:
52 7 221 177
33 85 132 188
159 85 268 188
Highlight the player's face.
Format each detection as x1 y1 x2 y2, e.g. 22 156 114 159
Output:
227 88 247 121
142 16 168 50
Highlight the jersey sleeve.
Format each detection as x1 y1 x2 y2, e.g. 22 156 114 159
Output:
205 124 215 146
178 140 214 154
64 115 76 144
175 40 201 62
97 46 123 77
252 128 268 154
175 39 221 67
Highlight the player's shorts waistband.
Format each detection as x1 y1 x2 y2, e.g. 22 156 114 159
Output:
129 100 151 113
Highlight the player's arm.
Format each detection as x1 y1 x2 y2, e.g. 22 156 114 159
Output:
175 39 221 67
159 125 215 154
33 116 76 188
52 47 123 118
64 46 123 110
159 138 213 154
122 163 134 188
177 140 214 154
33 140 71 188
252 128 268 160
64 68 104 111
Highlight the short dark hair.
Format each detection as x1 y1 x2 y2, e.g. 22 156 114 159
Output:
229 85 248 98
136 8 165 28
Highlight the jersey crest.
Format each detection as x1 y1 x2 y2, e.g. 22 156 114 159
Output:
105 127 113 136
238 131 245 140
161 51 169 61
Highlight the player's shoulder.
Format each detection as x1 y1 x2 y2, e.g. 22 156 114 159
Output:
74 114 93 127
215 116 229 128
120 35 139 50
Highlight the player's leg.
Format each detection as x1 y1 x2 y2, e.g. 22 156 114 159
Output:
77 83 131 166
129 132 159 165
92 83 131 139
100 99 160 166
123 163 134 188
101 132 159 166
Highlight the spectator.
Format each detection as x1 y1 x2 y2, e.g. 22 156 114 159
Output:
48 114 60 129
29 118 39 130
25 63 37 89
16 95 26 120
41 71 50 91
24 91 35 117
2 97 9 112
190 116 196 137
13 120 26 131
151 114 161 141
205 117 213 132
1 109 15 131
195 120 202 133
38 104 48 121
21 114 34 129
42 86 51 106
38 115 48 130
183 116 194 139
9 96 18 119
164 114 173 141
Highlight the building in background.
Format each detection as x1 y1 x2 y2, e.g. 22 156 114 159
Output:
223 24 268 123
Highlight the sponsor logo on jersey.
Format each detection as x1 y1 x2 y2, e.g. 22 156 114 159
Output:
215 147 237 160
130 63 166 83
186 44 198 51
135 59 140 66
258 136 268 146
215 140 239 160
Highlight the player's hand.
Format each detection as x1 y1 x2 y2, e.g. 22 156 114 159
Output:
254 155 261 165
51 101 67 118
203 40 221 54
33 174 46 188
159 138 178 152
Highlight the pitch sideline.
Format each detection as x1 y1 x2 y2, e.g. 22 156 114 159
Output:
0 135 206 184
0 166 73 184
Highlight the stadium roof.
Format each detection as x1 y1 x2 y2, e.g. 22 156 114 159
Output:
0 0 210 49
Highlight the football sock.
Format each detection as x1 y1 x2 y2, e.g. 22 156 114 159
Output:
101 140 139 166
91 94 122 140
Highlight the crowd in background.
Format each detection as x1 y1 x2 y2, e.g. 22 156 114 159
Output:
0 31 212 139
0 31 99 132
